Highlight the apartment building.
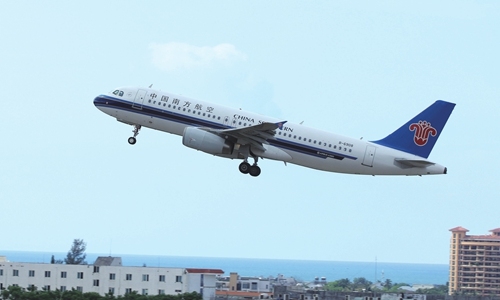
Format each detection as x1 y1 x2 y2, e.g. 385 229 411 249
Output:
449 226 500 296
0 256 223 300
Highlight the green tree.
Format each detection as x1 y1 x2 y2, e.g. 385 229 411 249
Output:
352 277 372 291
2 285 23 300
415 284 448 295
65 239 87 265
387 283 410 293
383 279 393 289
325 278 352 291
0 288 202 300
178 292 202 300
50 254 63 264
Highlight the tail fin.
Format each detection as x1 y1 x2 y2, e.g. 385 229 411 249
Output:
372 100 455 158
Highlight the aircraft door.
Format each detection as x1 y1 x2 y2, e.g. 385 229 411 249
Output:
132 89 147 109
223 116 230 126
362 145 376 167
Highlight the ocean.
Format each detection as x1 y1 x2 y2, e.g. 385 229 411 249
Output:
0 251 448 285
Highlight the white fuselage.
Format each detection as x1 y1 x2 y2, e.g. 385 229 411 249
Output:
94 87 447 176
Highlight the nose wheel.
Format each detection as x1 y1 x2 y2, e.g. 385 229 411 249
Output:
128 125 141 145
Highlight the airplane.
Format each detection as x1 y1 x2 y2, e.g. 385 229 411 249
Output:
93 86 455 177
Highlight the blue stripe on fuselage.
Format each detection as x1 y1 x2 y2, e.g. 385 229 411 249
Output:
94 95 356 161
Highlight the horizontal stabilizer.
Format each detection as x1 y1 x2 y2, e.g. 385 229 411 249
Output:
395 158 435 168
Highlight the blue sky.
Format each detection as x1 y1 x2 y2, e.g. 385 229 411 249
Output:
1 1 499 266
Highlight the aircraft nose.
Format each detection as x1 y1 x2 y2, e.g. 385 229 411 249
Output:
93 95 110 112
93 95 106 106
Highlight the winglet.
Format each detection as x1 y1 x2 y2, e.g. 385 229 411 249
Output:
276 121 287 130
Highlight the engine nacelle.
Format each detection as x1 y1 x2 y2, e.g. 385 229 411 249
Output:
182 127 233 155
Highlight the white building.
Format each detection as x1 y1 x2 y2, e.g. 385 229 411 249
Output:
0 256 223 300
217 272 272 293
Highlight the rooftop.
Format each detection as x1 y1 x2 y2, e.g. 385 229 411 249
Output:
449 226 469 232
450 226 500 241
93 256 122 266
186 268 224 274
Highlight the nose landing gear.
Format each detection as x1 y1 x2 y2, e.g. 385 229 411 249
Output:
128 125 141 145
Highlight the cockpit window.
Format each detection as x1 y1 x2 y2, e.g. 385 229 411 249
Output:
112 90 125 97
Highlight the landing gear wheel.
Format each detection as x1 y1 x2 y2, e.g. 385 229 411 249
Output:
128 125 141 145
249 165 261 177
239 162 251 174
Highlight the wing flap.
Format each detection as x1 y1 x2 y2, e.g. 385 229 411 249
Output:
239 132 270 144
206 121 286 153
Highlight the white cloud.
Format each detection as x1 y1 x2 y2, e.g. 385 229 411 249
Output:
150 42 247 71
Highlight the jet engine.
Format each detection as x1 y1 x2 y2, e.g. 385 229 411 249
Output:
182 127 233 155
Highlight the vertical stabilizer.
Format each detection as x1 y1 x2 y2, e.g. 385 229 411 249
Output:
372 100 455 158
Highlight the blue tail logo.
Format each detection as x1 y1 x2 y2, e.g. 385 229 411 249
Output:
372 100 455 158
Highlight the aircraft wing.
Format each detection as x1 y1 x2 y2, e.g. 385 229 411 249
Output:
205 121 287 152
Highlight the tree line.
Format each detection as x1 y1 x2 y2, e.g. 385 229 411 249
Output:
325 278 448 295
1 286 202 300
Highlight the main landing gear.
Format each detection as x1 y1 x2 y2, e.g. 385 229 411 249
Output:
128 125 141 145
238 155 261 177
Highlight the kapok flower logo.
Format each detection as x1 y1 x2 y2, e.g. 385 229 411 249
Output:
409 120 437 146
